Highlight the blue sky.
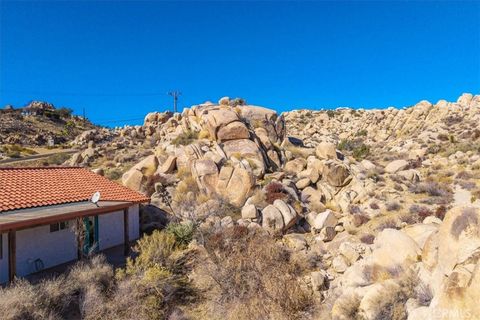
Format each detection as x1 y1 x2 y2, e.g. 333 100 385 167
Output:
1 1 479 126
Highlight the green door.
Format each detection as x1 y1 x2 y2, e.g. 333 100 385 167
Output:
83 216 99 255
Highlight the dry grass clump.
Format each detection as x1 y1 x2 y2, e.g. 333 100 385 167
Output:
171 130 199 146
409 181 453 205
265 181 291 205
0 255 114 320
386 201 401 212
375 218 398 231
456 170 473 180
0 230 196 320
332 292 362 320
198 225 314 320
407 204 447 222
409 181 451 197
173 169 200 204
284 145 314 159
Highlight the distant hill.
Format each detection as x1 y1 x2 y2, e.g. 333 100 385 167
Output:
0 101 99 149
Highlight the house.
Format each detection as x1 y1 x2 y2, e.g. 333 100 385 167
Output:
0 167 149 284
21 101 55 116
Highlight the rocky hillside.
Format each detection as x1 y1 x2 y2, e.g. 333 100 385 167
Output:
61 93 480 319
285 93 480 155
0 101 97 148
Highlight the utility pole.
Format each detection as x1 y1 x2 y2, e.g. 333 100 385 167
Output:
168 91 181 113
83 107 86 127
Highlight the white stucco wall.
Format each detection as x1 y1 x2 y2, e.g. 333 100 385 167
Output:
129 204 140 241
0 233 8 284
98 204 140 250
16 221 78 277
1 204 140 283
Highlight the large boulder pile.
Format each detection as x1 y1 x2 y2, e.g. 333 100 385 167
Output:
121 97 285 211
329 206 480 320
120 98 378 240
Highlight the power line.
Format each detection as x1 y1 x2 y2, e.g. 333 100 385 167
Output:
0 90 166 97
96 117 146 124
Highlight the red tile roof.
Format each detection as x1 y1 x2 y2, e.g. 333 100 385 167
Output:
0 167 149 212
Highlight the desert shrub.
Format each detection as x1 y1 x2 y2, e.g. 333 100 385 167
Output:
265 181 290 204
43 152 71 166
199 226 314 320
114 230 195 319
367 271 416 320
0 255 114 320
399 213 418 225
352 143 370 159
442 142 480 157
386 201 401 211
352 213 370 227
326 110 337 118
443 115 463 126
369 202 380 210
360 233 375 244
105 169 122 181
356 129 368 137
338 138 370 160
456 170 473 180
376 218 398 231
171 130 198 146
472 129 480 140
438 133 449 141
409 204 433 222
6 150 21 158
1 230 197 320
434 205 447 220
54 107 73 119
409 181 453 200
456 180 476 190
165 222 195 248
408 157 423 169
332 293 362 320
426 144 441 154
198 129 210 139
1 144 38 158
173 172 199 203
229 97 247 107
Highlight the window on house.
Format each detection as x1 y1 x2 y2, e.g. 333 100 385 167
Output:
50 221 69 233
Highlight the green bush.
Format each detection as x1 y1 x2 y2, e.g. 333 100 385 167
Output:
326 110 337 118
352 143 370 159
43 153 71 165
6 151 21 158
356 129 368 137
165 222 195 248
105 169 122 181
338 139 370 160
